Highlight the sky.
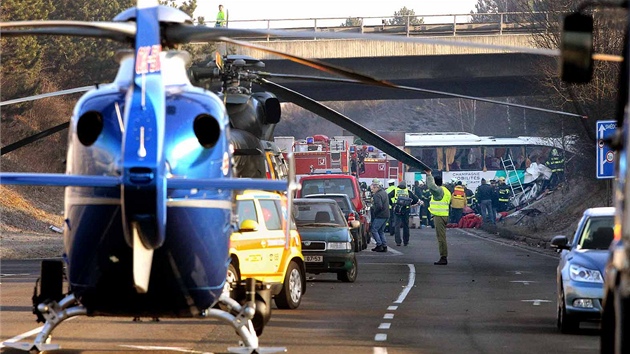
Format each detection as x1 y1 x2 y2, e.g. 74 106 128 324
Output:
194 0 481 28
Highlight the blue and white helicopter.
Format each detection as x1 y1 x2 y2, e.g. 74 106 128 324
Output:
0 2 433 353
0 3 297 354
1 2 600 353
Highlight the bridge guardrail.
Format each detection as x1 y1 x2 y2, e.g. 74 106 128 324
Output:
209 12 553 41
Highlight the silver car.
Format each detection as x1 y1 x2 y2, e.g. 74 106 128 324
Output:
551 207 615 333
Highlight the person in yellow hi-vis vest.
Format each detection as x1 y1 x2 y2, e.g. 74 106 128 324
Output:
425 170 451 265
215 4 227 27
385 179 397 235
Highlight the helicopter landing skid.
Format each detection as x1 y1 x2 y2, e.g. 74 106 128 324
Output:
3 293 286 354
206 293 286 354
3 293 87 354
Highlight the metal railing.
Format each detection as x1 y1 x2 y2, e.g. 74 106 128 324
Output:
212 12 552 41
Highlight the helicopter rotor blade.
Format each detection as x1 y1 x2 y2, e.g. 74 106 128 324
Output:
166 25 558 57
1 122 70 156
0 21 136 42
2 20 621 64
1 86 94 107
217 36 397 89
257 78 430 172
165 25 622 63
255 72 587 118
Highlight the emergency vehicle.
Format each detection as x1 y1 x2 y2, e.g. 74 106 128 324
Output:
274 134 405 184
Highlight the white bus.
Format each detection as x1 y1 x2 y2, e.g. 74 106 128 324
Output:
403 132 575 207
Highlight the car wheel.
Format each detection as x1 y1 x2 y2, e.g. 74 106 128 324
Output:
557 288 579 333
217 263 239 310
274 261 304 309
224 263 239 295
337 255 358 283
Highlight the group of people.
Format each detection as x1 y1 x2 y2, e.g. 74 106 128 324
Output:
473 177 512 225
367 172 518 266
368 172 450 265
412 178 476 227
369 178 419 253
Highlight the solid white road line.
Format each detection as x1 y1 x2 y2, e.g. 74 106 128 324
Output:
120 345 206 353
373 263 415 349
458 229 558 259
394 264 416 304
387 247 403 255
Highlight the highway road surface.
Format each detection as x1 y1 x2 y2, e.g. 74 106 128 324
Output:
1 227 600 354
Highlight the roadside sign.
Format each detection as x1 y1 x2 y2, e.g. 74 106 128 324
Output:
596 120 617 179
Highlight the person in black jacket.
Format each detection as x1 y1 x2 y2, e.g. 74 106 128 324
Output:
370 180 390 252
388 181 420 246
475 178 495 225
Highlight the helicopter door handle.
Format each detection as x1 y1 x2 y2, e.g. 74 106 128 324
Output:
128 167 155 184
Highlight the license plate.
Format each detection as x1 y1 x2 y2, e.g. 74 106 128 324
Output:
305 255 323 262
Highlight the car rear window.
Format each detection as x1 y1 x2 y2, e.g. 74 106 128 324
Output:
304 195 352 213
578 216 615 250
301 178 355 199
294 201 346 226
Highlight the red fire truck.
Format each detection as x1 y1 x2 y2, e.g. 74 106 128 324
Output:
274 133 405 184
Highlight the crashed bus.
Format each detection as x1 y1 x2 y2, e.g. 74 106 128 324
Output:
404 132 576 208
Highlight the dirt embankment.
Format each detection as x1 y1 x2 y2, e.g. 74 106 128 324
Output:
484 176 611 248
0 185 65 259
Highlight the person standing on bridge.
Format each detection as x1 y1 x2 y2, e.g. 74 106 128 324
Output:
425 170 451 265
215 4 227 27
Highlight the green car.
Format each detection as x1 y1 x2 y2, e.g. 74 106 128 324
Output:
293 198 359 282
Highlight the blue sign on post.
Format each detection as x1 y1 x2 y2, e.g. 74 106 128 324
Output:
596 120 617 179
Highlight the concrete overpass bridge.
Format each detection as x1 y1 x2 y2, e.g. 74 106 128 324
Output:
205 15 558 101
253 52 553 101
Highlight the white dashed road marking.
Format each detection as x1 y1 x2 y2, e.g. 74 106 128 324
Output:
522 299 552 306
510 280 537 285
374 263 415 350
374 334 388 342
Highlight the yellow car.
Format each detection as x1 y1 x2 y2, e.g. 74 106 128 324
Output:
228 190 306 309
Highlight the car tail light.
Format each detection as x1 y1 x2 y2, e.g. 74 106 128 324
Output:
347 212 356 224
